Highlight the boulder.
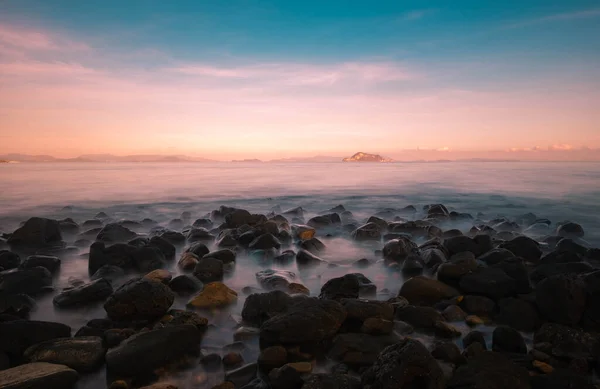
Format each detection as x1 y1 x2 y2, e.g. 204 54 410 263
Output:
178 252 199 271
96 223 137 243
20 255 60 273
319 274 360 300
436 252 477 285
361 338 445 389
394 305 445 331
106 325 202 376
90 265 124 283
459 268 517 300
530 369 595 389
249 234 281 250
0 292 35 317
463 331 487 350
149 236 176 261
399 276 459 306
0 251 20 270
169 275 203 295
446 351 531 389
269 365 303 389
88 242 136 275
131 246 165 273
7 218 63 249
164 309 208 329
104 278 174 321
500 236 542 263
329 333 400 367
203 249 237 264
530 262 593 284
296 250 326 268
193 257 224 283
443 305 467 321
258 345 288 371
291 224 315 240
443 235 491 257
495 298 540 332
24 336 105 372
556 222 585 238
341 299 394 323
303 374 361 389
382 237 417 262
421 248 446 269
0 320 71 357
556 238 588 256
431 341 464 364
535 275 586 325
490 258 531 294
0 267 52 295
0 362 78 389
187 282 238 309
256 269 297 291
534 322 600 360
53 279 113 308
242 290 292 326
307 213 341 229
300 238 326 253
351 223 382 241
143 269 172 284
224 363 257 388
492 326 527 354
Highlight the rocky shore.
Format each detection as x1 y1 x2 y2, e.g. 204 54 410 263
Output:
0 203 599 389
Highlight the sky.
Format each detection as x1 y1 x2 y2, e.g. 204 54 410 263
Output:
0 0 599 160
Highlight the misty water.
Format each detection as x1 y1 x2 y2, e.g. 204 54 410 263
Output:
1 161 600 388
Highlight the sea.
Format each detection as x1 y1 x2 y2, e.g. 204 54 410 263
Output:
1 161 599 388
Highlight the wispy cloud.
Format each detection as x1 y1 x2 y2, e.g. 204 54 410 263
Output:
398 9 435 22
503 8 600 29
0 23 90 53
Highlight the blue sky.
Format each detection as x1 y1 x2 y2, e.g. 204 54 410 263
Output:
0 0 599 158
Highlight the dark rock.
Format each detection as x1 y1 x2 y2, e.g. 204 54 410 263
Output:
204 249 236 264
187 227 216 243
350 273 377 297
361 338 445 389
256 269 297 291
296 250 326 268
96 223 137 243
258 345 287 371
361 318 394 335
535 275 586 325
499 236 542 263
193 218 213 229
492 326 527 354
303 374 361 389
341 299 394 323
242 290 292 326
299 237 325 253
193 257 224 283
148 236 176 261
131 246 165 273
90 265 124 283
260 298 346 345
530 262 593 284
127 237 149 248
223 351 243 368
394 305 445 331
88 242 135 275
351 223 382 241
534 322 600 359
436 252 478 285
491 258 531 294
7 218 63 249
459 268 517 300
530 369 595 389
329 333 400 367
443 305 467 321
269 365 303 389
0 267 52 295
249 234 281 250
0 293 35 317
0 320 71 357
225 363 257 388
353 258 373 268
0 362 78 389
200 353 222 372
24 336 105 372
463 330 487 349
432 341 464 364
169 275 202 295
478 248 515 265
495 298 540 332
106 324 202 376
399 275 459 306
53 279 113 308
273 250 296 266
557 222 585 238
158 230 186 245
320 274 359 300
443 235 491 257
447 351 531 389
185 243 209 259
104 278 174 321
420 248 446 268
307 213 341 228
556 238 588 256
82 219 103 228
382 237 417 262
0 251 20 270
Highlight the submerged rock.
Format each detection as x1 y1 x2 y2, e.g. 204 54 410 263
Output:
535 274 586 325
20 255 61 273
0 319 71 357
0 267 52 295
351 223 382 241
7 217 63 249
382 237 418 262
0 362 78 389
256 269 298 291
24 336 106 372
296 250 326 268
53 278 113 308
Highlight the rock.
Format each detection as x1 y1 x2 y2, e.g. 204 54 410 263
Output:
7 217 63 249
499 236 542 263
530 369 595 389
460 295 496 316
351 223 382 241
96 223 137 243
225 363 257 388
0 362 78 389
223 352 243 368
288 283 309 295
443 305 468 322
530 262 593 283
187 282 238 309
353 258 373 268
165 309 208 329
143 269 172 284
203 249 236 264
88 242 136 275
169 275 202 295
296 250 326 268
495 298 540 332
193 257 224 283
421 248 446 269
432 341 464 364
399 276 459 306
382 237 417 262
260 298 346 345
319 274 360 300
531 360 553 374
492 326 527 354
273 250 296 266
249 234 281 250
351 273 377 297
302 374 361 389
0 251 20 270
0 293 35 317
53 279 113 308
556 238 588 256
341 299 394 324
291 224 315 240
139 383 178 389
394 305 445 331
178 252 199 271
24 336 105 372
149 236 176 261
300 238 325 253
491 258 531 294
361 318 394 335
534 322 600 360
131 246 165 273
0 320 71 357
557 222 584 238
535 275 586 325
258 346 287 371
361 338 445 389
269 365 303 389
447 351 531 389
436 252 478 284
200 353 222 372
459 268 517 300
242 290 292 326
0 267 52 295
443 235 491 257
256 269 297 291
307 213 341 229
90 265 124 283
104 278 174 321
329 333 400 367
463 329 487 349
106 324 202 376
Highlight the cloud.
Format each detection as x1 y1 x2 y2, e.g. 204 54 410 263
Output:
0 61 98 77
503 8 600 29
0 23 90 54
398 9 434 21
549 144 574 151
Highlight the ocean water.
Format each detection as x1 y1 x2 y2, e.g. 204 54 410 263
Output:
1 161 600 388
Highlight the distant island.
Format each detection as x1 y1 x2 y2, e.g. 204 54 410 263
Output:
231 159 263 163
342 152 394 162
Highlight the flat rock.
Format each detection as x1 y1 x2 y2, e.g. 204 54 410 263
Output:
0 320 71 357
0 362 78 389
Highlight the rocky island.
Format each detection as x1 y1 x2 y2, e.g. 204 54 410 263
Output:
342 152 393 162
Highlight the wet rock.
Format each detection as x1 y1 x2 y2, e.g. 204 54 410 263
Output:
299 237 325 253
258 346 287 371
193 257 224 283
24 336 105 372
53 279 113 308
88 242 136 275
361 338 445 389
302 374 360 389
223 352 244 368
225 363 257 388
260 298 346 345
106 324 202 376
104 278 175 321
0 293 35 317
169 275 202 295
200 353 222 372
269 365 303 389
149 236 176 261
352 273 377 297
492 326 527 354
421 248 446 269
131 246 165 273
256 269 297 291
495 298 540 332
274 250 296 266
361 318 394 335
291 224 315 240
96 224 137 243
143 269 172 284
187 227 216 243
382 237 417 262
0 251 20 270
459 268 517 300
394 305 445 332
534 322 600 360
0 362 78 389
351 223 382 241
0 267 52 295
398 275 459 306
90 265 124 283
443 235 492 257
341 299 394 323
7 217 63 249
0 320 71 357
178 252 199 271
319 274 359 300
203 249 236 264
535 275 586 325
249 234 281 250
447 351 531 389
432 341 464 364
242 290 292 326
477 248 515 265
193 218 213 229
307 213 341 229
296 250 326 268
499 236 542 263
530 262 593 283
329 333 400 367
82 219 103 228
463 330 487 350
401 258 424 275
353 258 373 268
491 258 531 294
530 369 595 389
436 252 478 285
443 305 468 322
288 283 309 295
556 238 588 256
556 222 585 238
187 282 238 309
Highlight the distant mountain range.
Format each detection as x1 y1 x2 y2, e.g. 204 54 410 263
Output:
342 152 394 162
